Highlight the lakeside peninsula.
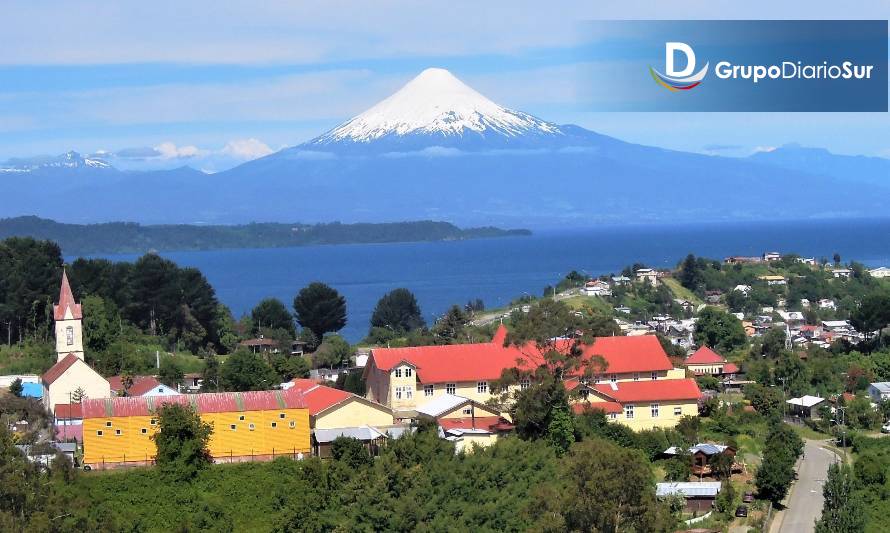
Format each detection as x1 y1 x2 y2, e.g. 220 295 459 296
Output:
0 216 531 255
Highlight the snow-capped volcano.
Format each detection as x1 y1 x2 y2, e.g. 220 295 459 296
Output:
1 151 111 173
306 68 564 151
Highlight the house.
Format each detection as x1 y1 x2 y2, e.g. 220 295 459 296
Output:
416 394 513 452
583 280 612 297
822 320 851 333
614 306 631 314
868 382 890 403
107 375 180 397
286 378 396 457
54 402 84 443
611 275 631 286
777 311 805 327
42 354 111 415
674 299 695 313
81 389 311 468
786 395 825 418
0 374 42 398
800 298 811 308
663 443 738 477
757 275 786 286
365 325 699 429
571 378 702 431
724 256 762 265
733 285 752 295
869 267 890 279
704 291 723 304
832 268 852 279
798 257 816 266
240 337 280 354
656 482 722 512
635 268 658 287
763 252 782 261
818 299 837 311
684 347 739 377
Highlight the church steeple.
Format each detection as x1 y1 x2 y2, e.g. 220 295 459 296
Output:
54 269 84 361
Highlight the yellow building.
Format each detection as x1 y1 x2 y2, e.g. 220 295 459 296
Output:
81 389 310 468
569 378 702 431
364 325 701 430
416 394 513 452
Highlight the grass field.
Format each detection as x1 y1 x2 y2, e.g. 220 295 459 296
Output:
662 278 703 305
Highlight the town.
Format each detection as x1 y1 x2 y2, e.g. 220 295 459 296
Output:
2 240 889 532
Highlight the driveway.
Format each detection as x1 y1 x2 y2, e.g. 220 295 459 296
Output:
776 440 839 533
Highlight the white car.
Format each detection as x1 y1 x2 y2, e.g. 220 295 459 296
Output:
881 423 890 434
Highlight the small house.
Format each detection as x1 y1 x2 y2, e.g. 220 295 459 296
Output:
656 482 722 512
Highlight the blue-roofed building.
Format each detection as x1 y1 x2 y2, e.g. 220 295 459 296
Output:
21 382 43 398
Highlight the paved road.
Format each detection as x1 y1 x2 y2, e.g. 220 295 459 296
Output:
777 440 839 533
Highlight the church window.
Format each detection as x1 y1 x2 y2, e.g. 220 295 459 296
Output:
65 326 74 345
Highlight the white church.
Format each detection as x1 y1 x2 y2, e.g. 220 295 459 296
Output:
41 271 110 414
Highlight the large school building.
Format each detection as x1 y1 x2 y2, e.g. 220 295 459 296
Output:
81 389 311 468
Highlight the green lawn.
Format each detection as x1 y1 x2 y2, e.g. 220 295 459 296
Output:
662 278 703 305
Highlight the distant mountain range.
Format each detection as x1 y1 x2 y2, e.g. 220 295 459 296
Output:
1 68 888 227
0 216 530 255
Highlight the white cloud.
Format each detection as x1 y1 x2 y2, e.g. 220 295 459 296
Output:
753 146 777 154
220 138 274 160
155 141 204 159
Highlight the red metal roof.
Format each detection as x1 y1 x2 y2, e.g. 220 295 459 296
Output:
53 270 82 321
107 375 166 396
573 401 623 414
685 346 726 365
370 329 673 384
438 416 512 432
42 353 81 385
593 379 702 403
289 379 356 415
54 403 82 419
722 363 740 374
81 389 306 418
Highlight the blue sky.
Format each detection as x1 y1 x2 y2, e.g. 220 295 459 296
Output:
0 1 887 172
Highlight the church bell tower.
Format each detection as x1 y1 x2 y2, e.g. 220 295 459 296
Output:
54 270 84 361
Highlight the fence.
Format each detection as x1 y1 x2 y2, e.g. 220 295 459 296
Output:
85 448 310 470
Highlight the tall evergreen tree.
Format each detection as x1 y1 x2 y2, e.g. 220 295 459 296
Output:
369 288 425 334
293 282 347 340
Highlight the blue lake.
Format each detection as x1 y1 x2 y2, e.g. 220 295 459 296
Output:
93 219 890 342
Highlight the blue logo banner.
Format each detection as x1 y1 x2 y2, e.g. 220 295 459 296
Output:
578 20 888 111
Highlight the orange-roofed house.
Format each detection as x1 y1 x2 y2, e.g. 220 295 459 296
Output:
365 325 698 430
81 389 311 469
684 346 739 378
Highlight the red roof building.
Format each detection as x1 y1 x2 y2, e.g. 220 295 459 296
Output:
81 389 307 418
287 378 394 429
54 402 83 420
685 347 725 365
42 353 81 385
106 375 178 397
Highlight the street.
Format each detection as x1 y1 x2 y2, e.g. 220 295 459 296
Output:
776 439 839 533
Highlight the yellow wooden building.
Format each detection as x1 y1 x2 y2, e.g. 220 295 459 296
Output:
81 389 310 468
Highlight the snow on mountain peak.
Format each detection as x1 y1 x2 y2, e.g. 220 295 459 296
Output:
313 68 562 144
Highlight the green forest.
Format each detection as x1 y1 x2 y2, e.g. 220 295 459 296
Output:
0 216 530 254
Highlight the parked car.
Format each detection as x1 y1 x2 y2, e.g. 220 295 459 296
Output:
881 423 890 434
735 505 748 518
743 492 754 503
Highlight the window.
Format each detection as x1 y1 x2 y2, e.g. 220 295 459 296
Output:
404 367 413 377
520 378 530 391
150 418 157 425
96 430 103 436
239 415 245 421
625 405 634 419
289 421 296 429
395 387 403 400
633 372 640 381
580 389 589 400
462 407 472 416
424 384 434 397
405 387 413 399
477 381 488 394
651 372 658 380
248 423 255 431
579 376 589 385
279 413 286 419
610 374 617 383
65 326 74 345
105 421 112 427
230 424 236 430
446 383 456 395
593 375 601 384
395 368 402 378
674 406 682 416
115 429 122 436
609 412 617 420
651 403 659 418
271 422 277 428
141 428 147 434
